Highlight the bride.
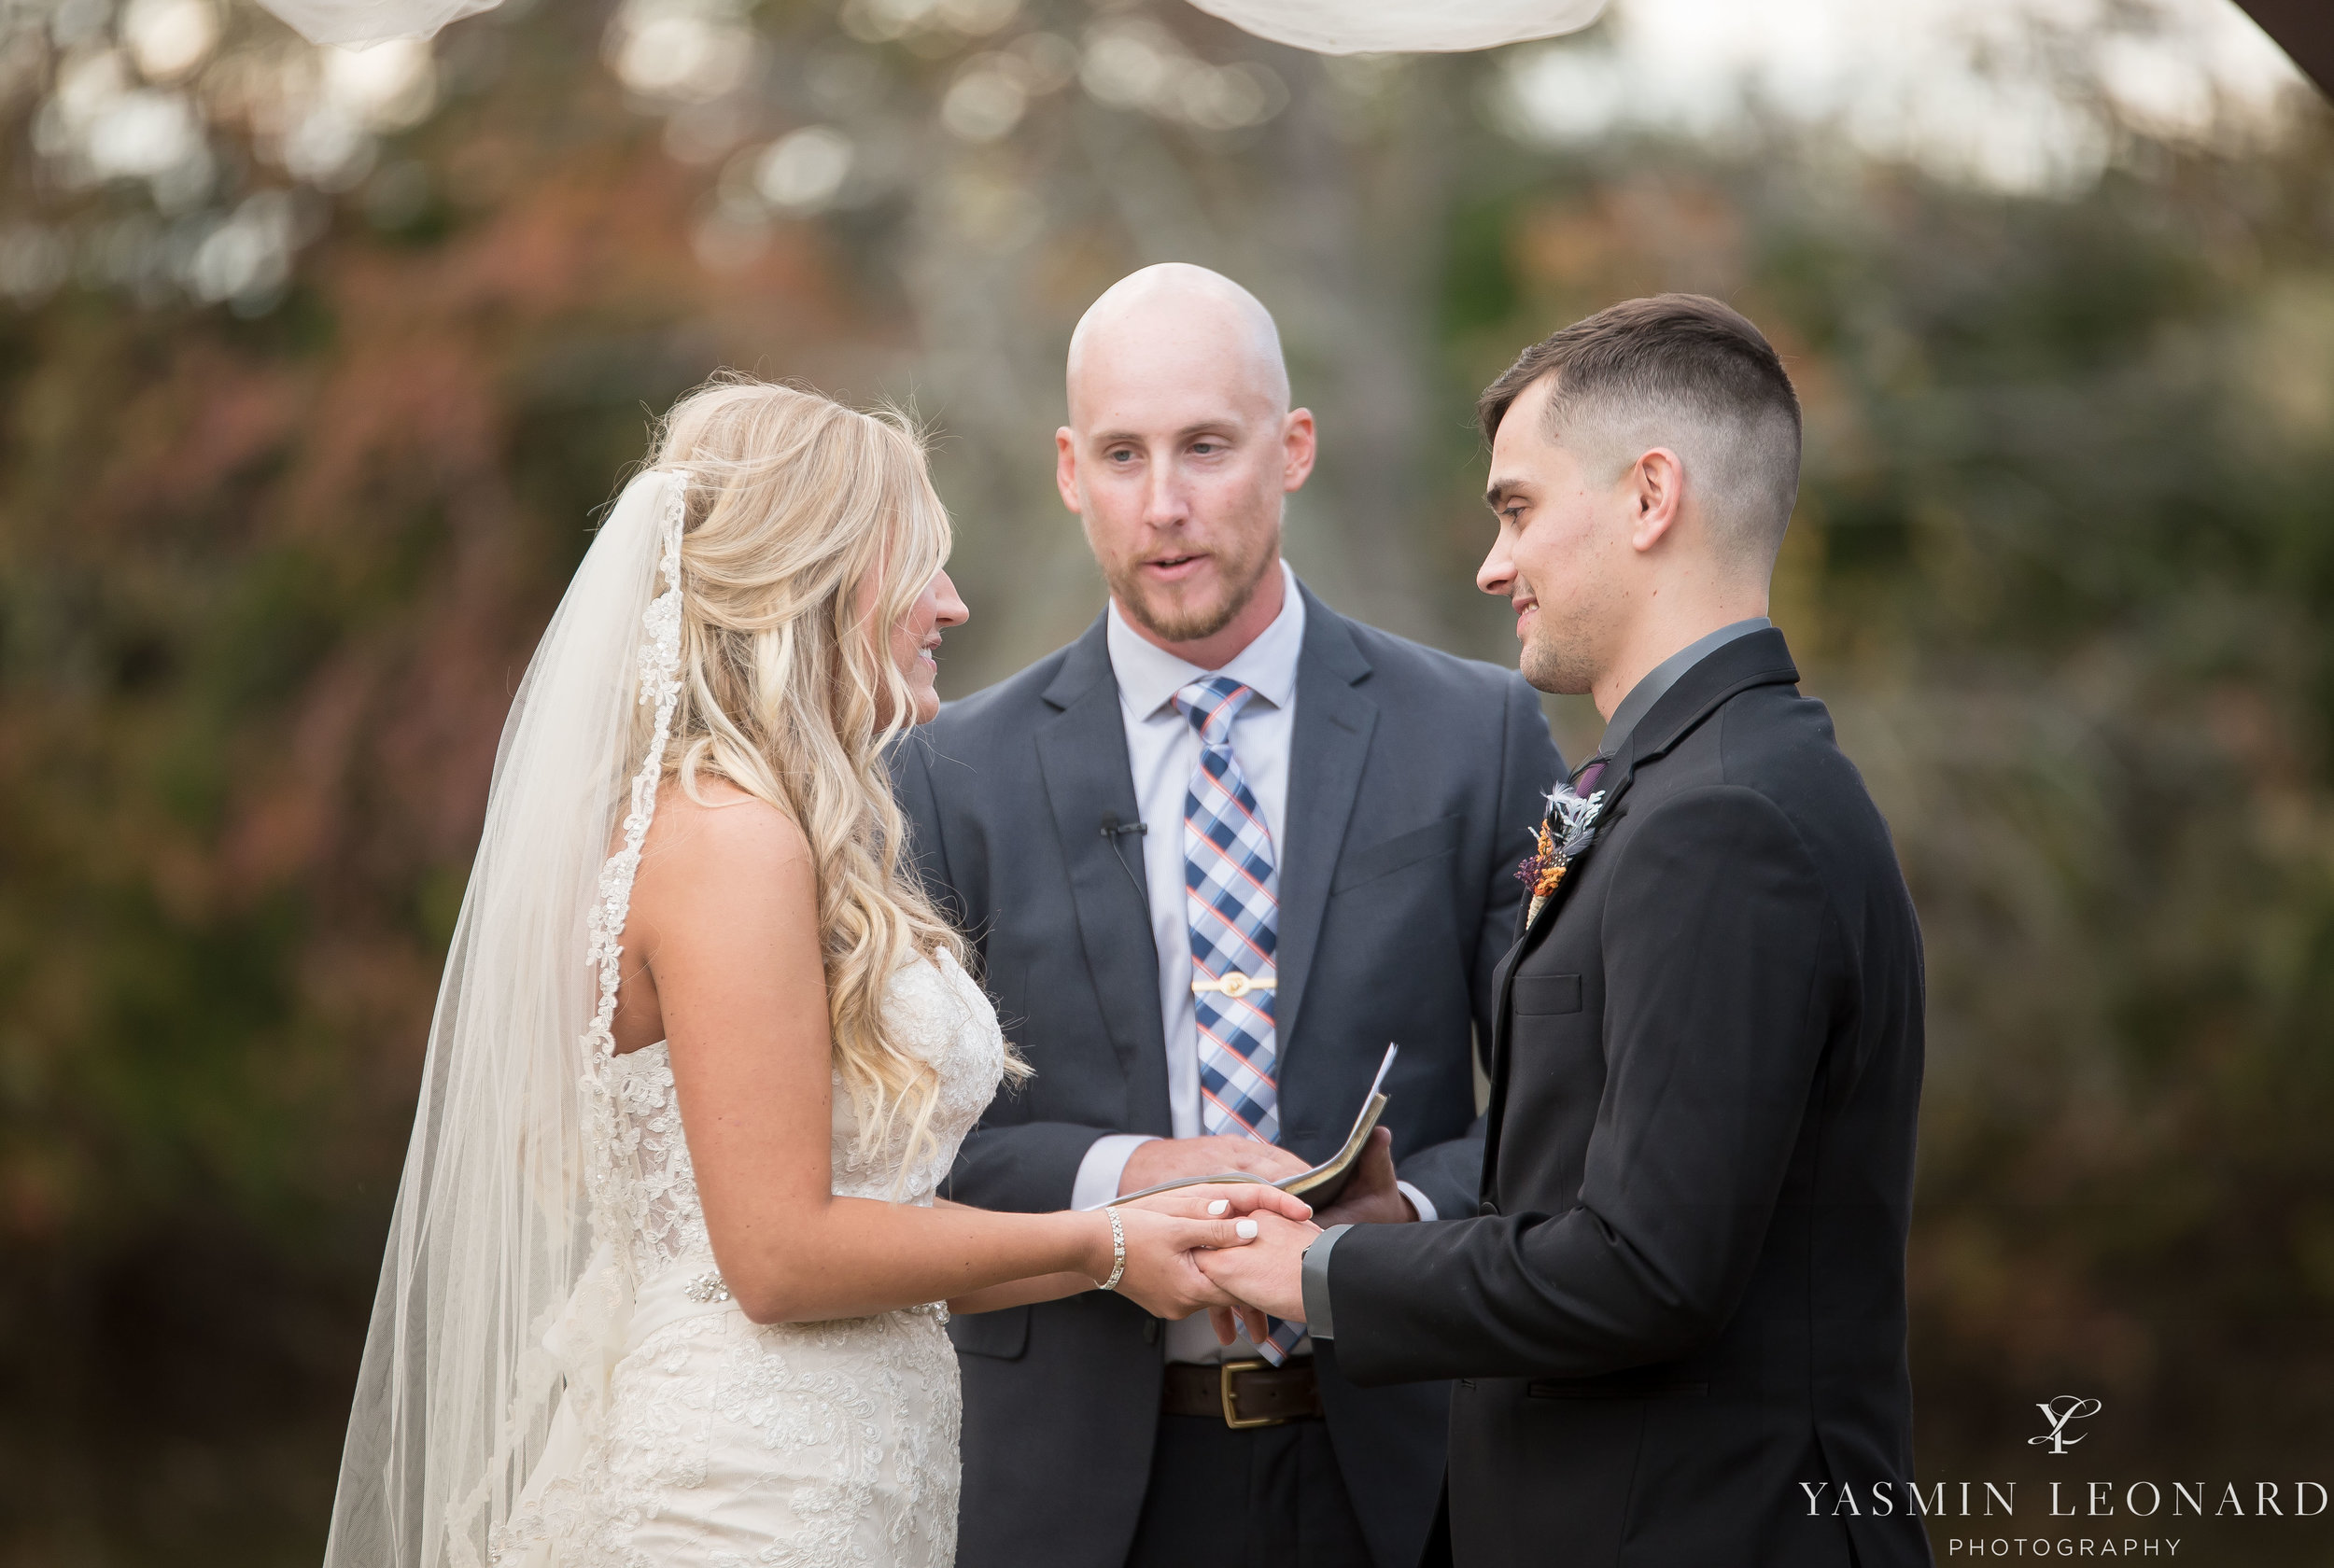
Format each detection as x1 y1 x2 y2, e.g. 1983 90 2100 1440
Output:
322 377 1305 1568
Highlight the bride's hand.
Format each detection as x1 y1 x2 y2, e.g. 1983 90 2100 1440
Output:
1093 1192 1297 1321
1118 1182 1315 1226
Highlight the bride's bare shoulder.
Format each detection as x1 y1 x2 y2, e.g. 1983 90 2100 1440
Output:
639 776 811 881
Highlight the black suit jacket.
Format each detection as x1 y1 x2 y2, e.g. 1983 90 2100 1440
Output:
1325 628 1931 1568
893 583 1561 1568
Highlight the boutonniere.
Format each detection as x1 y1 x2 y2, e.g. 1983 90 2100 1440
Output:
1515 786 1605 924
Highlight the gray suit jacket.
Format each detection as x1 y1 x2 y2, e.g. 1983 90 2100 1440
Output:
893 583 1561 1568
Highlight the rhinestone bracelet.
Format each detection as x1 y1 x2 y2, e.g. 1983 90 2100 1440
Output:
1097 1206 1127 1293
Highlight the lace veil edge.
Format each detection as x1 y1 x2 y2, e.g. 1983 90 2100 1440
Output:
323 469 688 1568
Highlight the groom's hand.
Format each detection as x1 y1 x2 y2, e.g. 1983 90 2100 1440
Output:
1118 1185 1314 1344
1309 1127 1414 1228
1192 1211 1315 1322
1118 1135 1310 1195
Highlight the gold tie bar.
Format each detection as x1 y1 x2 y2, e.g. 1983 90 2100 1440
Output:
1191 973 1275 1000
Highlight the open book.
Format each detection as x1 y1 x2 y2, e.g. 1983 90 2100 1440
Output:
1096 1044 1399 1210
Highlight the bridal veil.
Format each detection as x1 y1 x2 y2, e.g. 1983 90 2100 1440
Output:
325 469 687 1568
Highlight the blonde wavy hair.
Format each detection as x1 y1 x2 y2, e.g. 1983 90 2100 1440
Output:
640 376 1021 1173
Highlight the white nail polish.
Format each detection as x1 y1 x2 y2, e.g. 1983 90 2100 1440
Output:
1235 1219 1258 1239
1208 1199 1230 1216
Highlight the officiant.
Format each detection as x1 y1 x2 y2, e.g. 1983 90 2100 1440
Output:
893 263 1561 1568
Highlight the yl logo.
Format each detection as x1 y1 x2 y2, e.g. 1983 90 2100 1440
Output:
2030 1395 2103 1456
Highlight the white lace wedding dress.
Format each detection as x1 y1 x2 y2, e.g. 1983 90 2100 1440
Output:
499 946 1009 1568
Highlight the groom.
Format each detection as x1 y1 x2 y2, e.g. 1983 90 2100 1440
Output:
894 264 1560 1568
1202 295 1932 1568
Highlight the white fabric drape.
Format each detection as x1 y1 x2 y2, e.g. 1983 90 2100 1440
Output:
256 0 1606 53
260 0 496 45
1188 0 1608 55
323 470 685 1568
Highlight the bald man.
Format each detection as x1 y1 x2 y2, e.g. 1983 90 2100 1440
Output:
894 265 1561 1568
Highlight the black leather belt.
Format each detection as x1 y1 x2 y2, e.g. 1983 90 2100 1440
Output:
1161 1357 1323 1428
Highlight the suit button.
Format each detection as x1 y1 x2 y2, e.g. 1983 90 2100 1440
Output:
1477 1200 1500 1217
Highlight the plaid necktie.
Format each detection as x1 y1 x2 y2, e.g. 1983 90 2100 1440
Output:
1176 676 1305 1365
1179 676 1281 1142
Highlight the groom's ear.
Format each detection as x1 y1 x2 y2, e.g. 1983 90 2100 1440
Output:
1280 409 1317 493
1055 427 1083 514
1626 447 1685 554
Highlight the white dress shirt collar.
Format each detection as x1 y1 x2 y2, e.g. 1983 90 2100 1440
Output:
1104 559 1306 720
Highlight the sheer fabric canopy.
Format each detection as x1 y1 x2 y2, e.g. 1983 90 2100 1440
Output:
261 0 497 46
257 0 1608 52
1191 0 1607 55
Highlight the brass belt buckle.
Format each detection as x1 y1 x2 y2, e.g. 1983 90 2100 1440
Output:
1219 1358 1287 1430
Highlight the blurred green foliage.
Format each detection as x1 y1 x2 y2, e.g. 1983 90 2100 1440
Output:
1 1 2330 1563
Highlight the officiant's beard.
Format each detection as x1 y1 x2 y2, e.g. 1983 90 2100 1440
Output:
1105 528 1281 646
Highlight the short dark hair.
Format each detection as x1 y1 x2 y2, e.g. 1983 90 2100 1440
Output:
1479 294 1803 564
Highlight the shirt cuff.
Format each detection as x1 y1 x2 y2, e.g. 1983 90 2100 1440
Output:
1394 1180 1436 1223
1300 1223 1354 1339
1072 1133 1160 1211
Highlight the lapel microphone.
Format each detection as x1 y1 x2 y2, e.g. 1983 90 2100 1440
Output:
1099 813 1148 902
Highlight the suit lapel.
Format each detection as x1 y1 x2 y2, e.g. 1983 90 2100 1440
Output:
1479 628 1805 1200
1507 627 1802 958
1271 591 1376 1070
1033 619 1171 1129
1479 751 1634 1183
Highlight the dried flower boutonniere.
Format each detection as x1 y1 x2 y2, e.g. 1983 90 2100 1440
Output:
1514 786 1605 925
